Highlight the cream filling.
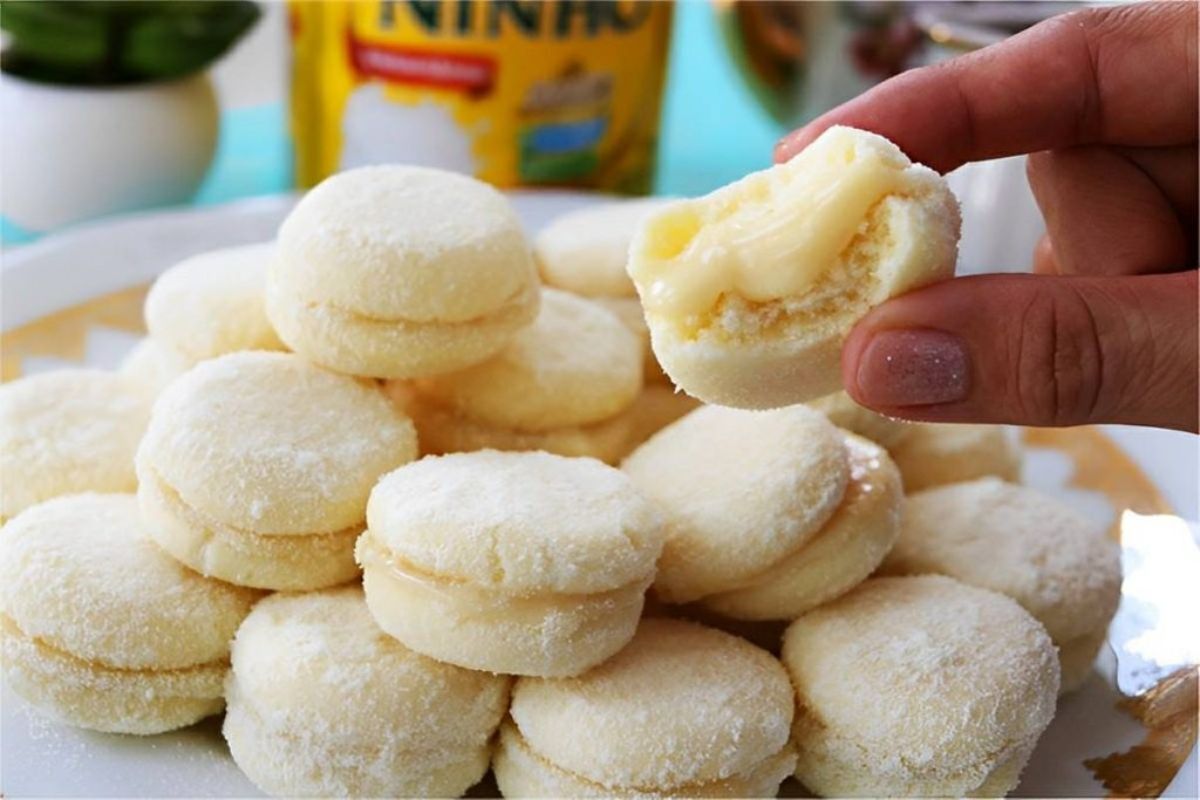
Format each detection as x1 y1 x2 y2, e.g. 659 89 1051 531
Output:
630 126 907 319
356 534 647 617
2 612 226 688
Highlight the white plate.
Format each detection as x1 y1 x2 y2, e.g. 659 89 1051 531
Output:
1 194 1197 798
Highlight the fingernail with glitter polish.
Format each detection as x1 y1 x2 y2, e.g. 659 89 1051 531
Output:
855 329 970 407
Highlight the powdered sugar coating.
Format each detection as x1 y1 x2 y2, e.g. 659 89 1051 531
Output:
621 404 848 603
137 466 360 591
881 478 1121 655
0 369 150 521
703 433 903 620
275 165 535 323
366 450 663 594
138 352 416 535
144 242 284 362
629 126 960 409
358 533 650 676
782 575 1059 797
0 493 260 670
415 288 643 432
509 618 794 790
495 719 797 798
224 587 509 798
1 613 227 735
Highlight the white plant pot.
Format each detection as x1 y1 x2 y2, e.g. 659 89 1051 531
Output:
0 71 218 234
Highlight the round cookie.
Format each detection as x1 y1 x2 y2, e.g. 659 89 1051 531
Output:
0 493 260 734
807 390 911 448
414 288 642 433
266 165 540 378
880 478 1121 693
628 126 960 408
702 433 903 620
621 404 849 604
119 338 191 397
357 450 664 676
136 351 417 590
495 618 796 798
890 422 1021 491
0 369 150 522
535 197 675 298
144 242 284 363
223 587 510 798
782 575 1060 797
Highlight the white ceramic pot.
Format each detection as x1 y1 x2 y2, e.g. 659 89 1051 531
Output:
0 71 218 234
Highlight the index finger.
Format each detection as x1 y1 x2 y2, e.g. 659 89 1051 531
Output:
775 1 1198 173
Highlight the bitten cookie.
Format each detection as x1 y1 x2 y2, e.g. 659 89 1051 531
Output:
0 494 260 734
357 450 664 676
628 125 959 408
136 351 417 590
398 288 643 463
890 422 1022 491
782 575 1059 797
266 165 540 378
144 242 284 363
880 478 1121 692
494 618 797 798
0 369 150 522
224 587 510 798
623 406 901 620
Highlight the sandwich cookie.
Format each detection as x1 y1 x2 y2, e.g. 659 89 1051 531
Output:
494 617 797 798
136 351 417 590
0 493 260 734
623 404 890 613
627 125 959 408
880 478 1121 692
357 450 664 676
266 165 540 378
400 288 643 464
224 587 510 798
782 575 1059 797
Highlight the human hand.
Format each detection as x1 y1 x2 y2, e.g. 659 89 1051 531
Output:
777 1 1197 432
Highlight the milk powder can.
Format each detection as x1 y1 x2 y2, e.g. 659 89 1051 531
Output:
289 0 673 193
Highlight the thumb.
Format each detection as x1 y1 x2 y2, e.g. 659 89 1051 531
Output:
842 271 1199 431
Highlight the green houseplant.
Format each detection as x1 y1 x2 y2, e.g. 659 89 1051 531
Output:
0 1 261 234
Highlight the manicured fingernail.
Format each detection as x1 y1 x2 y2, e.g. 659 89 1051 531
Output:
855 329 970 407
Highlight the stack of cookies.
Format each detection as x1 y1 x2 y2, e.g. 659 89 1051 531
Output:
1 129 1122 799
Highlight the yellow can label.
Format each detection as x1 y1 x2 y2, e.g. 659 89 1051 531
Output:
289 1 673 193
